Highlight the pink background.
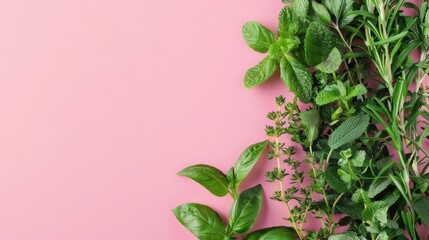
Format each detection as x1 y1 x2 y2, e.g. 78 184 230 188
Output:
0 0 422 239
0 0 288 239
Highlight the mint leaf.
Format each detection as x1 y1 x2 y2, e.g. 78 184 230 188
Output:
280 55 313 103
325 167 350 192
293 0 310 19
305 21 334 66
346 84 367 99
172 203 226 240
278 7 298 38
340 0 356 27
328 114 370 149
178 164 229 197
368 179 391 198
242 21 276 53
315 84 341 105
415 197 429 228
316 48 341 73
312 1 332 24
244 56 278 88
229 185 263 234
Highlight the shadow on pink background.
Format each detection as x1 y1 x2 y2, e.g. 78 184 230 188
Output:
0 0 423 239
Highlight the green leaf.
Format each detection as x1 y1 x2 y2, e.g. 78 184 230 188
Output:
178 164 229 197
280 55 313 103
329 232 365 240
351 150 365 167
242 21 277 53
322 0 355 27
328 114 370 149
278 7 298 38
346 84 367 99
368 179 391 198
173 203 226 240
315 48 341 73
293 0 310 19
325 167 350 192
246 226 298 240
362 201 389 227
305 21 334 66
229 185 263 234
300 109 321 127
376 232 389 240
305 126 319 142
312 1 332 24
322 0 344 19
315 84 341 105
372 31 409 46
233 141 269 190
244 56 278 88
415 197 429 228
339 0 355 27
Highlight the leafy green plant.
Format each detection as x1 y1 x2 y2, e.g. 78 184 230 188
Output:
175 0 429 239
173 141 297 239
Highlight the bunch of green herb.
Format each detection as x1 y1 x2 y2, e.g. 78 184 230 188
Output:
241 0 429 239
174 0 429 239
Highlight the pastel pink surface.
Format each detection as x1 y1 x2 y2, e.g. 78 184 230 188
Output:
0 0 288 239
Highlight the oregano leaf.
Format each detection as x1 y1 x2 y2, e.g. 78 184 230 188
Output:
328 115 370 149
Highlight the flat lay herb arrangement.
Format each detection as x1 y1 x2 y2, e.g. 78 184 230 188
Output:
173 0 429 239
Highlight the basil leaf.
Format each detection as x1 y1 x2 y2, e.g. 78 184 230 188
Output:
242 21 276 53
244 56 278 88
293 0 310 19
315 84 341 105
415 197 429 228
247 226 298 240
315 48 342 73
312 1 332 24
233 140 269 190
328 114 370 149
172 203 226 240
178 164 229 197
305 21 334 66
229 185 263 234
280 55 313 103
